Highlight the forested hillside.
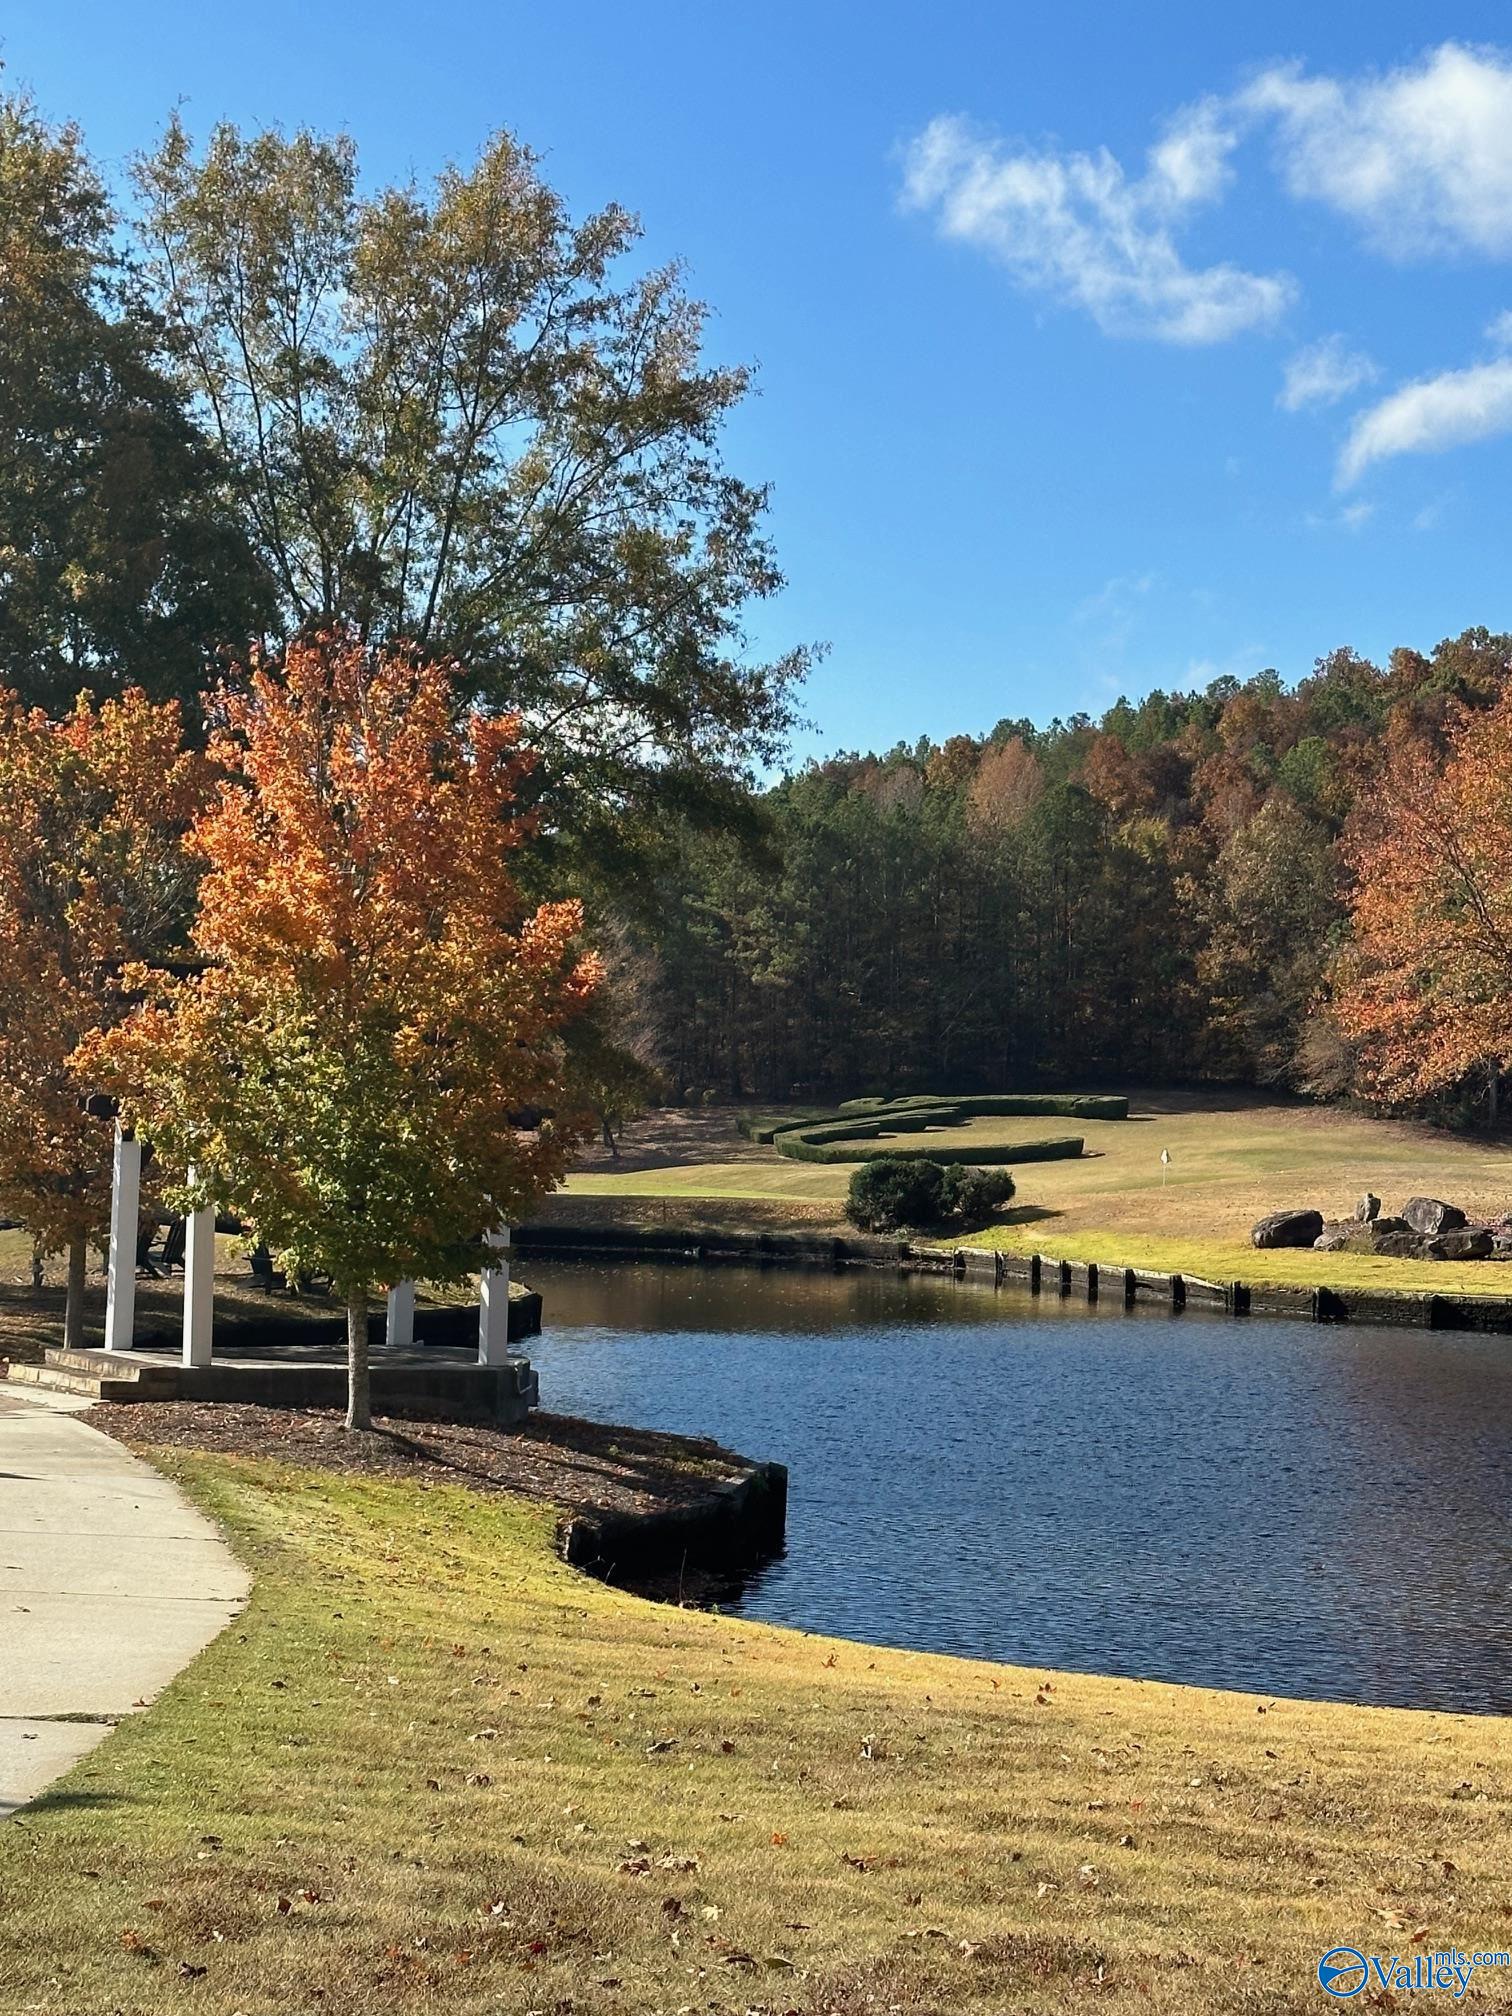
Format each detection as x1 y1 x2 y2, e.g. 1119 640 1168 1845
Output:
627 629 1512 1113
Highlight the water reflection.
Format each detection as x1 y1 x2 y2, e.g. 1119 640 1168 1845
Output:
524 1257 1512 1711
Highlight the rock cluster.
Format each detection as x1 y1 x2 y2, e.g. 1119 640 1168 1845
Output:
1251 1195 1512 1261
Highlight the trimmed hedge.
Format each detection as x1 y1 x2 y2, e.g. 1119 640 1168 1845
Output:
839 1092 1128 1121
741 1090 1127 1149
736 1108 835 1145
775 1130 1083 1167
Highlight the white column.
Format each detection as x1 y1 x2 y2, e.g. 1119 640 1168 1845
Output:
182 1171 215 1368
103 1124 142 1354
386 1280 416 1351
478 1226 511 1366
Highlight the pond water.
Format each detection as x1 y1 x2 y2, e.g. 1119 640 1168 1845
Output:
523 1256 1512 1713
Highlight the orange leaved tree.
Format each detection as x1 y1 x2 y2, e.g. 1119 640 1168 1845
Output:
86 635 601 1428
0 690 205 1346
1334 694 1512 1112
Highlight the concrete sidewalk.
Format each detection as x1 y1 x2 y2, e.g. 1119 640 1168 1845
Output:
0 1388 249 1818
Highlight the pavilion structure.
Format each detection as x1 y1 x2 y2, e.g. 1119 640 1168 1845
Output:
38 1123 536 1423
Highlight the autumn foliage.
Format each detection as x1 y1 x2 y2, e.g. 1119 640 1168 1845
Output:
0 690 204 1340
1334 692 1512 1104
86 636 600 1420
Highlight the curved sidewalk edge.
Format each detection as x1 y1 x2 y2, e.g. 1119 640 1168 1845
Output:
0 1388 250 1819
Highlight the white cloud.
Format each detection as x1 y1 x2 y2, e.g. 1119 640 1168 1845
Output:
1073 571 1157 622
1306 500 1376 533
1241 43 1512 258
1146 97 1238 208
1487 308 1512 347
1277 335 1378 411
899 113 1293 344
1338 356 1512 484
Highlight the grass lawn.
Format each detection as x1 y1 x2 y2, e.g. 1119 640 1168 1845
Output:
563 1094 1512 1296
4 1445 1512 2014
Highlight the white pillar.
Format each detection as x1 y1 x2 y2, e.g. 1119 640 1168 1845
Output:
182 1172 215 1369
386 1280 416 1351
478 1227 511 1366
103 1124 142 1354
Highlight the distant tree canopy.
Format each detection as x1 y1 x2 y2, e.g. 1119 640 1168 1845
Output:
627 631 1512 1121
1335 683 1512 1113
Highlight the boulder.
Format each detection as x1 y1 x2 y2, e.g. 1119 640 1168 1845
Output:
1252 1209 1325 1250
1313 1226 1355 1252
1369 1215 1411 1240
1425 1228 1495 1261
1373 1230 1429 1259
1402 1197 1467 1235
1355 1192 1381 1223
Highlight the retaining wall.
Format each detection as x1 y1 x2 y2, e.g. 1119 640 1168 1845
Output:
557 1460 789 1585
513 1221 1512 1336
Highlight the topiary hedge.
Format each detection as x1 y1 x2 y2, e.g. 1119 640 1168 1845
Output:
775 1128 1083 1166
839 1092 1128 1121
736 1108 835 1145
740 1090 1126 1149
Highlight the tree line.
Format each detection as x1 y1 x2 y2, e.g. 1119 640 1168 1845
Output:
625 630 1512 1123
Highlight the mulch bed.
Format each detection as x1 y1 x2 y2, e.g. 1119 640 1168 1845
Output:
84 1400 754 1524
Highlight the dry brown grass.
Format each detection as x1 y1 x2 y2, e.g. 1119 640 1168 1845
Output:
2 1449 1510 2014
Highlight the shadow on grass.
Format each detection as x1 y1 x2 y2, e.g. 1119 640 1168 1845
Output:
14 1788 132 1817
130 1404 745 1518
999 1204 1065 1228
388 1414 734 1508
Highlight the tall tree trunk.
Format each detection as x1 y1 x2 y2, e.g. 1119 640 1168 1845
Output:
1488 1060 1500 1131
63 1236 87 1352
345 1290 371 1431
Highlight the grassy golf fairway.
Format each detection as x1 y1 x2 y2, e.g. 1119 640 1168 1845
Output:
564 1094 1512 1295
2 1449 1510 2015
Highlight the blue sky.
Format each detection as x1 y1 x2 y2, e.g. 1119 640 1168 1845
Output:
8 3 1512 760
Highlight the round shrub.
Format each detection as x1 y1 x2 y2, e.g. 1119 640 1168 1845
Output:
845 1157 946 1233
939 1163 1015 1229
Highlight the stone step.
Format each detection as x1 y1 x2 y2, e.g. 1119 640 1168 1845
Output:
45 1346 154 1379
43 1348 178 1393
6 1359 178 1402
6 1363 112 1398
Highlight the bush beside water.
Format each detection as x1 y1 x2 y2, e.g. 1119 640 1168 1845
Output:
845 1157 1016 1234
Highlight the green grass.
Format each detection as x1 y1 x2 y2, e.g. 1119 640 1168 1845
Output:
565 1095 1512 1296
962 1222 1512 1295
5 1447 1512 2014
